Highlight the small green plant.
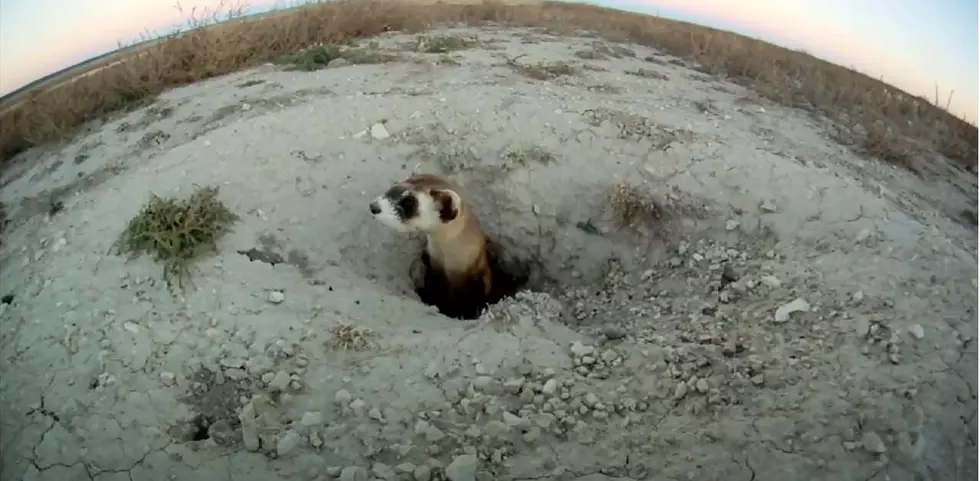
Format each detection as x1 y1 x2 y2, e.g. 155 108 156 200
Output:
281 45 344 71
506 55 575 80
415 35 475 53
113 185 239 290
281 44 397 71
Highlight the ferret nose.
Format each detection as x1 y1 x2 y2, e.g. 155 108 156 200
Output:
369 201 381 215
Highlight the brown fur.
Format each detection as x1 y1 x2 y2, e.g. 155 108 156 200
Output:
401 174 493 318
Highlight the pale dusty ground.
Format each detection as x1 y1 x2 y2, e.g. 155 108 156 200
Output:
0 26 977 481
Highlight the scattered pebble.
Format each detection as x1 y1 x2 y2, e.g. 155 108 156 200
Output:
159 371 176 385
760 275 782 289
268 290 285 304
862 431 887 454
267 370 291 392
300 411 323 426
276 430 302 457
370 122 390 140
339 466 369 481
907 324 925 340
445 454 478 481
773 298 810 323
334 389 352 405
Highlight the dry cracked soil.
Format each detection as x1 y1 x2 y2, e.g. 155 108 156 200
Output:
0 26 977 481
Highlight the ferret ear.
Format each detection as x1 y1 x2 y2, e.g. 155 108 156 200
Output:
429 189 460 222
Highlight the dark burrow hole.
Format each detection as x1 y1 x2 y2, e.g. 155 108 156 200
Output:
188 414 212 441
412 238 537 320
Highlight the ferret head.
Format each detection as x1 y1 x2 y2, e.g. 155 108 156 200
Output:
369 174 463 233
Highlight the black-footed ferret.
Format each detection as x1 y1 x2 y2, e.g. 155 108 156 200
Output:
369 173 493 319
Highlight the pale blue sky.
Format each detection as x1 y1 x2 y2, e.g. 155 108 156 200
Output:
1 0 977 122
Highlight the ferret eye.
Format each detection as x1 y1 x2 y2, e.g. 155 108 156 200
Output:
398 194 417 213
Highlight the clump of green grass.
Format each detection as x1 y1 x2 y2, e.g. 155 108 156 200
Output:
415 35 475 53
281 44 396 71
282 45 344 71
506 55 575 80
113 185 239 290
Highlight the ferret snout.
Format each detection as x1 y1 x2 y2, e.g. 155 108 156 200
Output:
369 200 382 215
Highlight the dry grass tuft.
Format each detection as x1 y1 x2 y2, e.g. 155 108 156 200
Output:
504 144 558 166
609 181 662 228
329 321 376 351
415 34 477 53
625 67 669 80
112 185 239 290
0 0 975 175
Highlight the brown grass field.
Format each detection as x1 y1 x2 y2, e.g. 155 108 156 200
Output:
0 0 975 175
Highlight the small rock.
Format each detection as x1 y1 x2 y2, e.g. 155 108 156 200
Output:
502 411 528 427
673 381 688 400
159 371 176 385
349 398 368 416
750 374 765 386
339 466 369 481
862 431 887 453
267 290 285 304
484 420 511 439
907 324 925 340
721 264 739 284
601 325 627 340
276 430 302 457
334 389 353 405
502 378 525 393
413 465 433 481
472 376 493 392
300 411 323 426
695 378 709 394
445 454 478 481
759 275 782 289
582 393 599 407
851 290 865 304
368 407 385 422
370 123 390 140
123 321 140 334
372 462 396 479
267 371 291 391
541 379 558 395
759 199 778 213
327 58 351 68
855 228 873 244
774 298 810 323
570 341 595 357
725 219 740 231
